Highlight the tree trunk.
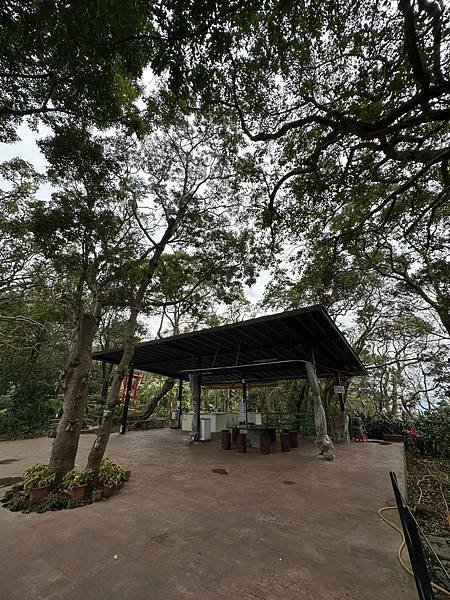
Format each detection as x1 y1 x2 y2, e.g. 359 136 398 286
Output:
438 310 450 337
305 361 335 459
87 220 177 471
391 365 399 416
49 309 101 476
139 378 176 419
101 361 113 406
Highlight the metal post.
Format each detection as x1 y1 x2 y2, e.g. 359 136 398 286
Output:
197 373 202 436
335 372 345 412
177 377 183 429
242 374 248 425
390 472 435 600
120 364 134 434
335 371 349 443
189 371 201 441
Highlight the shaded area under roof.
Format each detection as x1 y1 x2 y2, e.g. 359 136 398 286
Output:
92 305 366 385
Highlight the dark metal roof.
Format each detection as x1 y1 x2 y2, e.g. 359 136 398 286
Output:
92 305 366 385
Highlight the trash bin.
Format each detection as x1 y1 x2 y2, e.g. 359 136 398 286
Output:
199 417 211 441
170 409 180 429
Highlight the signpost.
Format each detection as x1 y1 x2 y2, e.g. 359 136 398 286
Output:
238 402 247 426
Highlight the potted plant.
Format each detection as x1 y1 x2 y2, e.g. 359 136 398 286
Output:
23 464 56 503
62 467 93 500
98 458 126 497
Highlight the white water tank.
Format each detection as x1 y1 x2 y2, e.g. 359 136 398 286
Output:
199 418 211 441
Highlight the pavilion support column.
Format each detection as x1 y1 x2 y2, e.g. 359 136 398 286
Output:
335 372 350 444
242 374 248 426
305 361 335 459
120 364 134 434
177 377 183 429
189 371 201 441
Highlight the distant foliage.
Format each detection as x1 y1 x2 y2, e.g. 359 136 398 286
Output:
0 384 59 437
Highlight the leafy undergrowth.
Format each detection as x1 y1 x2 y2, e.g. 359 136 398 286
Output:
0 429 47 441
6 490 70 513
406 450 450 537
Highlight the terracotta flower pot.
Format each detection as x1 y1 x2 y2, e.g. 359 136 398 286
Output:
29 485 51 504
68 485 86 500
102 485 118 498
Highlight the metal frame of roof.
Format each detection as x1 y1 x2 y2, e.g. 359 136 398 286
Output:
92 305 367 385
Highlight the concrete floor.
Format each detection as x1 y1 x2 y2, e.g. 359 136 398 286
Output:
0 431 416 600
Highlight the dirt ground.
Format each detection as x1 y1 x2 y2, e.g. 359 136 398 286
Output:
0 431 416 600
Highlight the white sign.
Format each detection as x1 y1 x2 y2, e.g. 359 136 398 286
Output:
334 385 345 395
238 402 247 425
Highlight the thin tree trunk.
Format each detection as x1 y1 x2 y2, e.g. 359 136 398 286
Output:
101 362 113 406
391 364 399 416
49 307 102 476
305 361 335 459
438 310 450 337
139 378 176 419
87 220 177 471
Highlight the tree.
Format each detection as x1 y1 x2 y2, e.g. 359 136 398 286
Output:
0 0 156 141
0 158 43 310
28 126 147 475
0 279 70 435
158 2 450 348
86 118 258 470
263 240 449 419
162 1 449 227
351 312 445 416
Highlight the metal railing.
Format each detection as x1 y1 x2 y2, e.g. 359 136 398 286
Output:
261 412 317 436
390 471 450 600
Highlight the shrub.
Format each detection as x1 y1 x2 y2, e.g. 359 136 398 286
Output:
30 492 70 513
22 463 56 490
98 458 126 487
5 491 29 512
363 413 408 440
406 404 450 459
4 490 70 513
62 467 93 490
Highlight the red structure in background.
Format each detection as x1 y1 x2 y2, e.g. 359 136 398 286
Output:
121 371 143 410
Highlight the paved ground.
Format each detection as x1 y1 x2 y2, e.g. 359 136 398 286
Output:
0 431 415 600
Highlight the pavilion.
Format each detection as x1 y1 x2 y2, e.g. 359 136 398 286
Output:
92 305 366 442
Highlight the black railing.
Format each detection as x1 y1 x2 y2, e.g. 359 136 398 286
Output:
390 471 450 600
